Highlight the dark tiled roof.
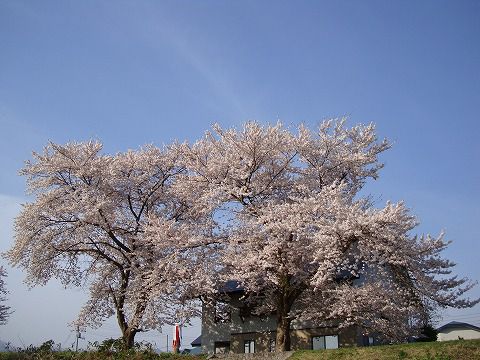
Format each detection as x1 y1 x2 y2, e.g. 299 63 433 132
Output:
191 335 201 347
218 280 244 293
437 321 480 332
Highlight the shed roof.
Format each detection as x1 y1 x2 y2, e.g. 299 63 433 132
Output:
436 321 480 333
191 335 201 347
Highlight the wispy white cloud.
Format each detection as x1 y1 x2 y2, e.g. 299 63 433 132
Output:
121 3 247 119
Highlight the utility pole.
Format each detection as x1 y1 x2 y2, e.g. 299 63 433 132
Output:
75 326 83 352
166 334 169 353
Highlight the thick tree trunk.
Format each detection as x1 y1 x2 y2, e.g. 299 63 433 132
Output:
116 307 141 350
275 284 294 352
276 312 292 351
111 271 142 350
274 271 305 352
123 328 136 349
115 302 138 349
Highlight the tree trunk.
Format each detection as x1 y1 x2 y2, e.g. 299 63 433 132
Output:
123 328 136 350
115 304 138 350
111 271 142 350
274 272 305 352
276 312 292 351
275 286 294 352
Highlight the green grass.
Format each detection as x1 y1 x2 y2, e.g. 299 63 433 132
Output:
1 340 479 360
0 338 206 360
289 339 480 360
0 351 205 360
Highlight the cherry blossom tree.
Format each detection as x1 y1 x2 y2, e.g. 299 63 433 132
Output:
7 141 203 348
0 266 11 325
9 122 477 352
179 120 478 351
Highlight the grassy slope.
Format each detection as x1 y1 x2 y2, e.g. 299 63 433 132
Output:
0 352 205 360
1 341 479 360
290 340 480 360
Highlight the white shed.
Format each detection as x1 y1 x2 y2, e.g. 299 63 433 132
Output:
436 321 480 341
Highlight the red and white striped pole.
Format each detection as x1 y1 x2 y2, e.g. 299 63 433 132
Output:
172 324 181 353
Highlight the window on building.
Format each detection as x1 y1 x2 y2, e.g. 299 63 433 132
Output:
244 339 255 353
368 336 374 346
325 335 339 349
214 300 231 323
312 336 325 350
214 341 230 354
312 335 339 350
362 335 375 346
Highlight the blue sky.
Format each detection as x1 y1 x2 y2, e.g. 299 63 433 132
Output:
0 0 479 349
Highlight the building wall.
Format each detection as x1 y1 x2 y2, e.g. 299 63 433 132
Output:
437 328 480 341
290 326 359 349
201 294 277 354
231 332 274 353
227 327 359 353
201 300 231 354
201 293 361 354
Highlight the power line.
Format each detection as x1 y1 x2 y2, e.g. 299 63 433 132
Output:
16 335 26 349
75 325 85 352
62 332 73 349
